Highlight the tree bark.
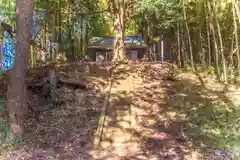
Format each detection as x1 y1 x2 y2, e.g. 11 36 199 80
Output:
180 27 188 64
232 0 240 24
112 0 126 62
183 0 195 71
212 0 228 83
177 24 182 67
232 0 240 77
6 0 34 137
206 10 212 66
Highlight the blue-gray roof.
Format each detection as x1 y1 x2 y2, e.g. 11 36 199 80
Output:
88 36 147 49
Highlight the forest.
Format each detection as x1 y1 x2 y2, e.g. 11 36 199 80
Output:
0 0 240 159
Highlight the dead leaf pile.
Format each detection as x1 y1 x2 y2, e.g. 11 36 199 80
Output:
125 62 180 81
2 63 109 159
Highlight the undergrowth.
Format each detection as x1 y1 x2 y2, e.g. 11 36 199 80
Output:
183 63 239 84
0 100 8 142
222 106 240 160
181 64 240 159
0 70 9 142
0 71 9 77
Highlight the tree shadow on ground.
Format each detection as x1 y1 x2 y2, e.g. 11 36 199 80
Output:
1 62 237 159
23 87 104 159
94 63 236 159
0 62 113 159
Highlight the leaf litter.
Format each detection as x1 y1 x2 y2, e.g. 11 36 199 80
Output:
0 61 238 159
1 62 111 159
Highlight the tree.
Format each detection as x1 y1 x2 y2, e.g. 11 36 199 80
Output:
108 0 137 61
109 0 126 61
136 0 182 60
6 0 34 137
232 0 240 77
182 0 194 71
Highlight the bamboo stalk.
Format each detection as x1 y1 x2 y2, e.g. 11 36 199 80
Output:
232 0 240 78
212 0 228 83
183 0 195 71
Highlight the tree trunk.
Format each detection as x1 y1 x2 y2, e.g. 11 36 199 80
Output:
207 0 221 81
183 0 195 71
206 13 212 66
229 31 235 80
212 0 228 83
232 0 240 24
6 0 34 137
180 27 188 64
199 28 206 65
112 0 126 62
177 24 182 67
232 0 240 77
80 16 83 60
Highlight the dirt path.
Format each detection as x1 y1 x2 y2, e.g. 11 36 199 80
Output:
1 63 236 159
92 66 137 159
92 65 194 160
91 63 239 160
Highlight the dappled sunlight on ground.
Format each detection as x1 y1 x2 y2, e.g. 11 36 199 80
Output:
92 62 237 160
1 62 238 159
0 62 110 159
91 63 192 160
3 88 105 159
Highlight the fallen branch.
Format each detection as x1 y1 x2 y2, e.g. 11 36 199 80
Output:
58 77 87 90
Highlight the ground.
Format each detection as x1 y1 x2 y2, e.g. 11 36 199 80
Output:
0 62 239 159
